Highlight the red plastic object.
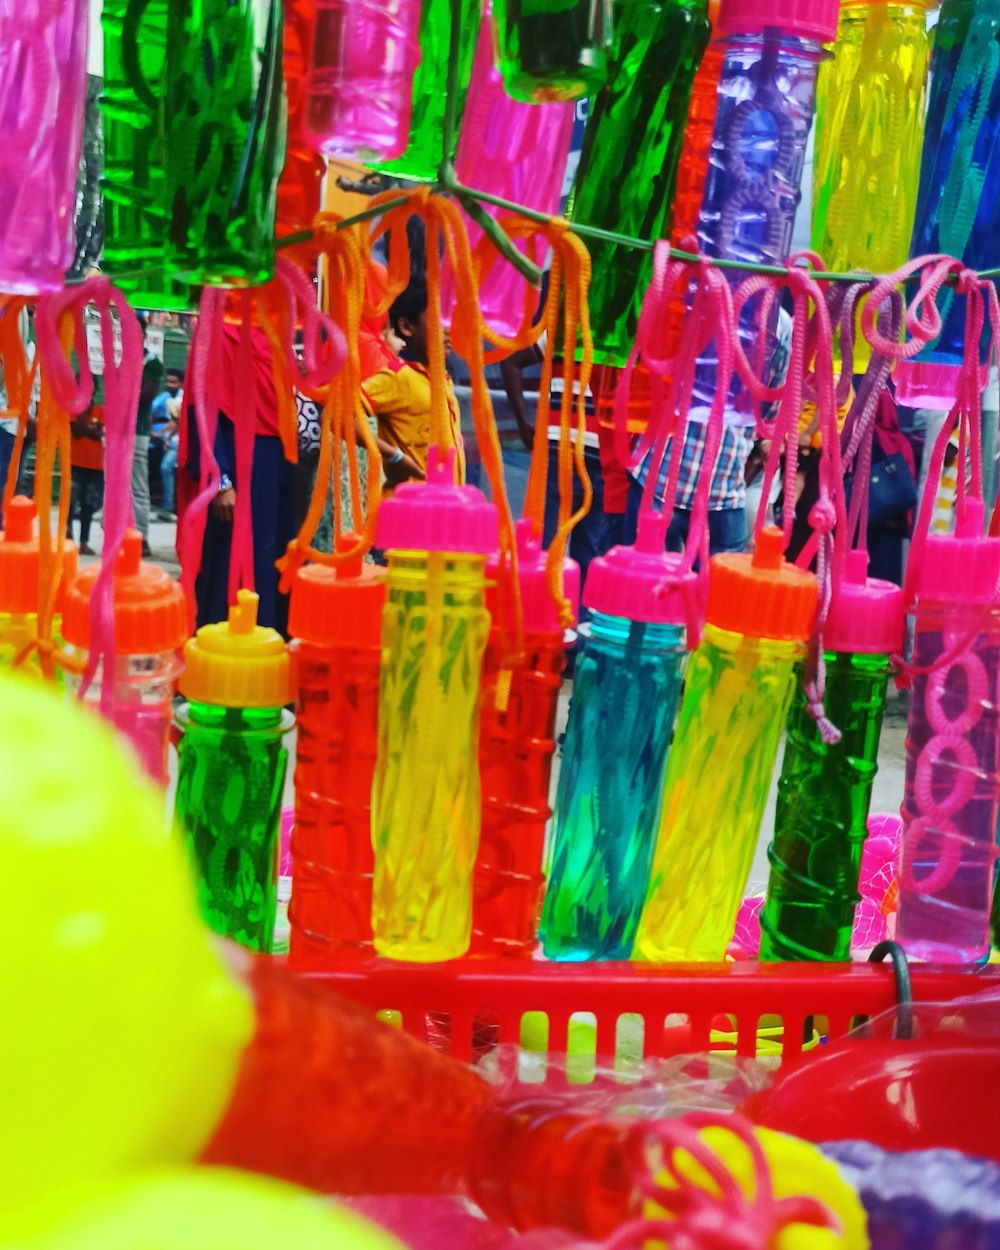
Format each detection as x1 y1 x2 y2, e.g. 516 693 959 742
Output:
277 0 325 237
743 1034 1000 1162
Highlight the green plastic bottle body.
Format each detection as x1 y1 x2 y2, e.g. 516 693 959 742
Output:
492 0 614 102
375 0 480 181
100 0 192 308
371 552 490 961
165 0 286 285
634 623 802 962
175 701 292 953
759 651 892 963
569 0 709 366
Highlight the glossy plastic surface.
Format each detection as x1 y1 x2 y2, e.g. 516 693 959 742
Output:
491 0 613 102
276 0 325 235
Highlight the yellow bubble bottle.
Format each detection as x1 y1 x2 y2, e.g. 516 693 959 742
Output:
634 528 817 963
0 495 77 672
812 0 931 277
371 447 496 961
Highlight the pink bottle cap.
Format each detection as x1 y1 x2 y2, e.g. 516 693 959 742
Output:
375 445 498 555
892 360 961 410
486 519 580 635
918 499 1000 605
583 510 698 627
717 0 841 41
825 550 904 655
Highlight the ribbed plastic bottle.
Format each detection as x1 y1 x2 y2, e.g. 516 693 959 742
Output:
634 528 818 962
688 0 839 425
539 511 692 961
445 12 576 339
491 0 613 102
174 590 293 954
897 501 1000 964
473 521 579 958
60 530 188 785
304 0 423 163
287 535 386 968
276 0 325 237
669 0 723 245
165 0 286 285
376 0 480 182
812 0 931 278
100 0 191 308
0 0 89 294
759 551 904 963
0 497 78 673
371 446 496 961
568 0 710 366
895 0 1000 409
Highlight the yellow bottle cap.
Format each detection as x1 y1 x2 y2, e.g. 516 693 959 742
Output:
180 589 293 708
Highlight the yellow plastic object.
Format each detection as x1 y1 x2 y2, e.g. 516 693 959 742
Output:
0 675 253 1207
180 589 293 708
648 1124 869 1249
0 1169 406 1250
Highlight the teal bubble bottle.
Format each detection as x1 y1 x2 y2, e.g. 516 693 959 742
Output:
635 529 818 962
165 0 286 286
371 447 497 962
100 0 192 308
568 0 710 366
491 0 614 102
760 552 904 963
174 590 294 953
376 0 481 182
539 511 691 961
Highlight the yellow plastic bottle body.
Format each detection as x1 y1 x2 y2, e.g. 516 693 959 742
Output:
634 622 802 962
0 613 39 669
812 2 930 277
371 551 490 961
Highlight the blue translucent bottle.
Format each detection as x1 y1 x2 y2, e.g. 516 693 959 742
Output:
896 0 1000 408
539 512 691 961
687 0 839 426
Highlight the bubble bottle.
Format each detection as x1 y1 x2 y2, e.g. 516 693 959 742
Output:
174 589 294 954
60 529 188 785
473 521 579 957
165 0 286 285
895 0 1000 409
276 0 325 236
896 500 1000 963
371 446 496 961
568 0 710 366
538 511 691 961
0 0 89 294
304 0 423 163
376 0 481 182
491 0 613 102
287 535 386 968
669 0 723 245
0 496 78 673
759 551 904 962
634 529 817 962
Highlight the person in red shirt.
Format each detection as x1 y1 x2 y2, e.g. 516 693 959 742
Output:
67 400 104 556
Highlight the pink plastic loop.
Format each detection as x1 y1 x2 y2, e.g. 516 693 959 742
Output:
900 815 965 898
273 253 347 395
925 649 988 737
914 734 977 818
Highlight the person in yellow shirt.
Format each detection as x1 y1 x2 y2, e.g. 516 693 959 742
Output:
361 278 465 489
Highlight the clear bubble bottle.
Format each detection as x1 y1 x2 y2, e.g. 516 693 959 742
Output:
174 589 294 953
371 446 496 961
60 529 188 785
0 496 78 674
288 535 386 968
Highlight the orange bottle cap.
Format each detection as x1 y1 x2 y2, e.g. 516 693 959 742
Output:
180 588 292 708
706 526 818 642
61 529 187 654
288 533 386 650
0 495 79 615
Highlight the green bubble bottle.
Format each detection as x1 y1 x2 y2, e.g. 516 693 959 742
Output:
759 552 904 962
174 589 294 953
634 528 817 962
491 0 614 102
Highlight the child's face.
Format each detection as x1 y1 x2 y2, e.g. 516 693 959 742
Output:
398 310 450 364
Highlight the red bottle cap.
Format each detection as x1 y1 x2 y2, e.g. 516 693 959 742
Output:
718 0 841 42
0 495 79 615
62 529 188 654
918 499 1000 606
584 510 699 627
825 550 904 655
288 533 387 649
707 526 817 641
376 445 498 555
486 519 580 635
